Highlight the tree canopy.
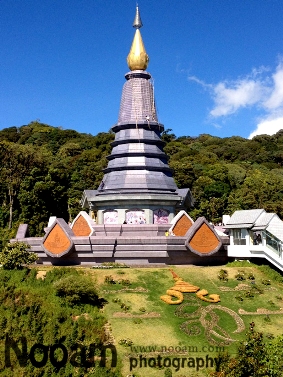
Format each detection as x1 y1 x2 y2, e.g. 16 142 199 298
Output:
1 121 283 247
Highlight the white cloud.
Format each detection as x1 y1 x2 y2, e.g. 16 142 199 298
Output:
211 122 222 130
210 79 264 117
188 75 211 88
249 116 283 139
189 58 283 138
249 61 283 138
263 63 283 109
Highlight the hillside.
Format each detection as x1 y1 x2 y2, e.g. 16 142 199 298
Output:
1 121 283 248
1 263 283 376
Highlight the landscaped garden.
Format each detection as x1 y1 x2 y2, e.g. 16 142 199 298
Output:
96 262 283 376
1 261 283 376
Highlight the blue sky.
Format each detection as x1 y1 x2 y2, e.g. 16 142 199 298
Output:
2 0 283 139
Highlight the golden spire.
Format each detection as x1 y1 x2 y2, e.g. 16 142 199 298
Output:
127 6 149 71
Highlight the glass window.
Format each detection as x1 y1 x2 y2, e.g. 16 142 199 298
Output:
233 229 246 245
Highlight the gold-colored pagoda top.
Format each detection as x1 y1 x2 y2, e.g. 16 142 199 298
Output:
127 6 149 71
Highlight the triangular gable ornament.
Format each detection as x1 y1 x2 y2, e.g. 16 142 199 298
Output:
185 217 222 256
42 218 75 258
169 210 194 236
70 211 96 236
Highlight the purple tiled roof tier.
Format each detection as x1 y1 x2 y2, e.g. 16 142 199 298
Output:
98 69 179 195
118 71 157 124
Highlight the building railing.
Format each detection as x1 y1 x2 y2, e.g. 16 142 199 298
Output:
233 238 246 245
262 230 282 258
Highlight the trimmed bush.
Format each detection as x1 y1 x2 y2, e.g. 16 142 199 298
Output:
247 272 255 280
54 274 99 306
235 271 246 281
121 279 131 286
105 275 116 284
218 269 228 281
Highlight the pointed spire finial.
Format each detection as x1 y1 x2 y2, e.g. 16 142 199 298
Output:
133 4 143 29
127 6 149 71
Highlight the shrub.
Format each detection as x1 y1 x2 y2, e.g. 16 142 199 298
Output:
120 303 130 312
235 271 246 281
164 368 173 377
218 269 228 281
251 284 263 294
0 241 38 269
101 262 129 268
266 333 274 339
235 296 243 302
121 279 131 286
264 315 271 322
44 267 79 283
258 265 283 283
105 275 116 284
118 338 133 346
54 274 99 306
133 318 142 324
247 272 255 280
262 279 271 285
244 290 254 298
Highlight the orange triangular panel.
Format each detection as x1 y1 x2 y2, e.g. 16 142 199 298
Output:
72 215 91 236
71 211 95 236
42 219 74 258
185 217 222 256
170 211 194 236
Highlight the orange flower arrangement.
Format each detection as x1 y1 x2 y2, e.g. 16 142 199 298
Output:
160 269 220 305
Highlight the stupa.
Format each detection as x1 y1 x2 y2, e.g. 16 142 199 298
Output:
12 7 228 266
81 6 193 225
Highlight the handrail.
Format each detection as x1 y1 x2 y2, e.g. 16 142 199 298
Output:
262 230 282 258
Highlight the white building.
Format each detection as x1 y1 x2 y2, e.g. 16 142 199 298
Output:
225 209 283 271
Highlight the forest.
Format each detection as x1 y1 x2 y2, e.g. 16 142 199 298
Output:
1 120 283 249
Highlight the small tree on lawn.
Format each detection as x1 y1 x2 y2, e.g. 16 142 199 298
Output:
212 323 270 376
0 241 38 269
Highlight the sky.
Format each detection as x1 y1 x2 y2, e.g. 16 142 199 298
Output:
2 0 283 139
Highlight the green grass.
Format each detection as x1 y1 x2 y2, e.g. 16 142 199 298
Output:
1 264 283 377
0 267 120 377
97 265 283 377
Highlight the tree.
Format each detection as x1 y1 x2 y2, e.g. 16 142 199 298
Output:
213 324 276 376
0 141 44 229
161 129 176 143
0 241 38 269
18 167 69 235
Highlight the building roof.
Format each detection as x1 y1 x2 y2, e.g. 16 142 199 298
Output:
224 209 283 242
80 7 194 212
266 217 283 242
127 6 149 71
224 209 265 229
94 8 179 196
251 212 277 231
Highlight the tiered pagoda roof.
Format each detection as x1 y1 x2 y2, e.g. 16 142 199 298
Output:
97 6 179 195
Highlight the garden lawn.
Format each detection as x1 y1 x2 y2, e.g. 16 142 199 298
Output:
1 263 283 377
96 264 283 377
